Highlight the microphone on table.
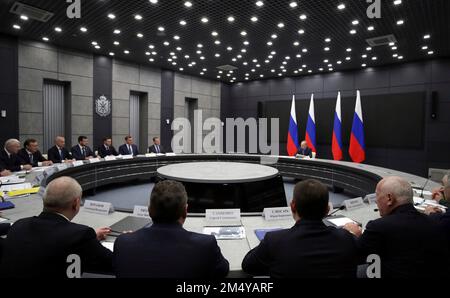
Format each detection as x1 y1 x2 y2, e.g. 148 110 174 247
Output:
420 175 432 198
328 205 345 216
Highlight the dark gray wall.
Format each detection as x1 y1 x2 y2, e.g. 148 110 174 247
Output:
160 70 174 151
222 59 450 177
0 35 18 144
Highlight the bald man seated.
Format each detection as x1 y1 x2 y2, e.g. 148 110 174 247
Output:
344 176 449 278
0 177 113 278
0 139 32 172
47 136 73 163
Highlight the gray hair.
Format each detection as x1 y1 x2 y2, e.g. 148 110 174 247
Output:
43 177 82 210
378 176 414 205
4 138 20 149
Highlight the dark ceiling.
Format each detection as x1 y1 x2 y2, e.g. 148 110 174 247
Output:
1 0 449 83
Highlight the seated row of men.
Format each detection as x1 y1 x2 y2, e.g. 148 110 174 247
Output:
0 176 449 278
0 135 165 176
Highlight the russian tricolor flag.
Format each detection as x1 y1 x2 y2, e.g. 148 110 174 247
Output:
349 90 366 163
305 94 316 153
332 92 343 161
286 95 299 156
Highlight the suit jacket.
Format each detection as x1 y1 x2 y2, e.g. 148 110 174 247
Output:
97 144 119 158
17 148 47 167
47 145 72 163
0 149 22 172
0 223 11 261
118 144 139 156
356 204 449 278
148 144 166 154
0 212 112 278
297 146 313 158
71 145 95 160
242 219 358 278
430 209 450 254
113 223 229 278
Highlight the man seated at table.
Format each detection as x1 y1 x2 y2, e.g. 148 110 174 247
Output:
47 136 73 164
431 173 450 208
0 176 112 278
17 138 53 167
344 176 449 278
148 137 166 154
0 221 11 261
118 135 139 156
296 140 313 158
98 137 119 158
113 180 229 278
71 136 95 160
0 139 32 172
242 179 358 278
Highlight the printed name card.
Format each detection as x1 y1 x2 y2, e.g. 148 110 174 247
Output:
121 154 134 160
263 207 292 221
104 155 116 161
72 160 84 167
56 164 68 171
365 193 377 205
205 209 241 223
89 158 101 163
133 205 150 218
343 197 365 211
43 167 56 177
83 200 112 215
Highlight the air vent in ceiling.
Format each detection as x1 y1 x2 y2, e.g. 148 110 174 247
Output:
366 34 397 47
216 65 238 71
10 2 54 22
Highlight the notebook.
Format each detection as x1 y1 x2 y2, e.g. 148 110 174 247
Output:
254 228 283 241
109 216 152 237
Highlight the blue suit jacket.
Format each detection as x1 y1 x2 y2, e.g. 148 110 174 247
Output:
70 145 95 160
118 144 139 156
113 223 229 278
297 146 313 158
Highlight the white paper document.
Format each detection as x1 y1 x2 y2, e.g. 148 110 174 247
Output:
326 217 357 227
101 242 114 252
0 183 32 193
202 226 246 240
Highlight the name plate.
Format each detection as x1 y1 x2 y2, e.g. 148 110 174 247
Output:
104 155 116 161
83 200 112 215
72 160 84 167
89 158 101 163
133 205 150 218
121 154 134 159
365 193 377 205
205 209 241 223
263 207 292 221
56 164 68 171
344 197 365 211
165 153 176 156
43 167 56 177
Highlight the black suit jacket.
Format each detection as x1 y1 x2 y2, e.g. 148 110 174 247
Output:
0 212 112 278
17 148 47 167
71 145 95 160
242 220 358 278
297 146 313 158
148 144 166 154
0 223 10 261
356 204 449 278
0 149 22 172
47 146 72 163
430 209 450 254
113 223 229 278
97 145 119 158
118 144 139 156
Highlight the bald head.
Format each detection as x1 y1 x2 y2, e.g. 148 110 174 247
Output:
55 136 65 148
4 139 21 154
43 177 82 220
300 141 307 149
376 176 414 217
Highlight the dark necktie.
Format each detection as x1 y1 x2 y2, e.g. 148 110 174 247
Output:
128 145 132 155
156 145 159 153
82 147 86 157
58 148 63 160
29 154 34 165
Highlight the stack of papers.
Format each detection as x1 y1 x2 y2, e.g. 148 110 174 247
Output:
1 183 32 193
0 176 26 185
203 227 246 240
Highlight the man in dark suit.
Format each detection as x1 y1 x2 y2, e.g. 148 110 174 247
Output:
148 137 166 154
47 136 73 164
242 179 358 278
425 180 450 253
17 138 53 167
344 176 449 278
296 140 313 158
0 139 32 172
98 137 119 158
118 135 139 156
113 180 229 278
0 222 10 261
71 136 95 160
0 177 112 278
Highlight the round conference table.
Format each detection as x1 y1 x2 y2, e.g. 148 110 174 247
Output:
0 153 439 276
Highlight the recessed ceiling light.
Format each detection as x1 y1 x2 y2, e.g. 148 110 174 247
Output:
251 16 258 22
227 46 233 51
271 34 278 39
80 27 87 32
362 64 367 67
325 38 331 42
394 0 402 5
54 27 62 32
346 48 352 52
227 16 235 23
124 50 130 54
148 44 155 49
267 41 273 46
362 54 367 58
149 58 155 62
94 45 100 49
197 43 203 48
109 52 114 56
113 29 121 34
164 41 170 46
135 14 143 20
184 1 192 8
337 3 346 10
337 61 342 64
212 31 218 36
42 37 49 42
149 0 158 4
421 46 428 50
393 53 398 57
346 57 351 60
277 22 285 28
179 20 187 26
293 41 300 46
391 46 397 50
296 54 301 58
324 47 330 51
397 20 404 25
298 29 305 34
158 26 165 32
256 1 264 7
428 51 434 55
424 34 431 39
196 50 202 54
179 68 184 71
366 47 372 51
200 56 205 60
372 56 377 60
173 35 180 40
302 48 308 53
214 40 221 45
289 2 298 8
13 24 21 30
398 56 404 59
243 41 249 45
20 15 28 21
145 52 151 56
299 14 307 20
352 20 359 25
113 41 120 45
368 26 374 31
240 31 247 36
137 33 144 38
215 53 220 57
91 41 98 46
107 13 116 19
350 29 357 34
